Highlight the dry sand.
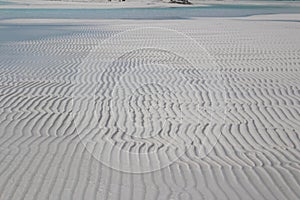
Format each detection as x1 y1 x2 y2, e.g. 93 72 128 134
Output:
0 4 300 200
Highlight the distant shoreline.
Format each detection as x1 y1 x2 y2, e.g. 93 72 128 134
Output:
1 0 300 9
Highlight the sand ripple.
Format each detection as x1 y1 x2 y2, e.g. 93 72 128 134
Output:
0 18 299 199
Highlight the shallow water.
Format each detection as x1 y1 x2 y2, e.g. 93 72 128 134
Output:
0 1 22 5
0 24 82 42
0 1 12 5
1 4 300 20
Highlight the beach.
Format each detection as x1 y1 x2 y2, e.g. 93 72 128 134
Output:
2 0 300 9
0 1 300 199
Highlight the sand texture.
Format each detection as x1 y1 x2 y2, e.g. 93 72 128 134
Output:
0 14 300 199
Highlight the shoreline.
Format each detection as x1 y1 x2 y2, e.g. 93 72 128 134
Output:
2 0 300 9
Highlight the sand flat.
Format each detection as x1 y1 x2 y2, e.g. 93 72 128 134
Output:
0 8 300 200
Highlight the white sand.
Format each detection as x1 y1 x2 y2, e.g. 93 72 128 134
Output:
1 0 197 9
0 8 300 200
2 0 300 9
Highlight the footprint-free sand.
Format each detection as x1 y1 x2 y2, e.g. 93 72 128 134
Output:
0 3 300 199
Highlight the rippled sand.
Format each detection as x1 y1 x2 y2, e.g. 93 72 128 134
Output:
0 14 300 199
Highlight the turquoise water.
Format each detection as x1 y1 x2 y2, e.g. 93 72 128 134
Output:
1 4 300 20
0 24 82 42
0 1 15 5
